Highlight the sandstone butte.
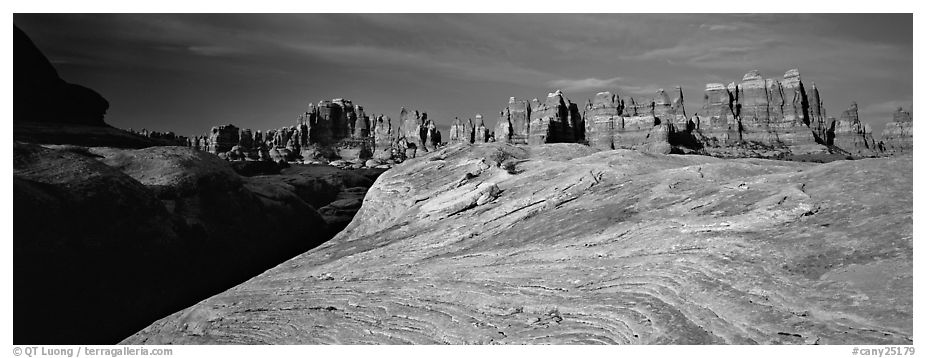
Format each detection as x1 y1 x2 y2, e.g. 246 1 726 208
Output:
124 143 912 345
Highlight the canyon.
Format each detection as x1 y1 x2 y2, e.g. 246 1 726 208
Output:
12 24 912 345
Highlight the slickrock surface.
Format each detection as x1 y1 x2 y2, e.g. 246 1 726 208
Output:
124 143 911 345
14 144 385 344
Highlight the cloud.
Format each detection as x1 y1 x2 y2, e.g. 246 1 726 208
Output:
700 24 739 32
187 45 247 57
277 41 557 87
547 77 623 91
860 99 912 119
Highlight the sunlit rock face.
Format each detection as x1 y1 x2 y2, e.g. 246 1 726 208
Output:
528 91 570 144
474 114 490 144
582 90 673 154
697 82 741 147
829 102 882 157
880 107 913 154
124 143 912 345
584 91 622 150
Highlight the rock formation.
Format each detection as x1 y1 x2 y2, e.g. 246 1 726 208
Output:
486 69 906 160
14 25 108 125
207 124 240 155
13 26 179 148
425 119 441 150
189 97 397 164
124 143 912 345
495 111 513 144
880 107 913 154
14 143 388 344
584 91 622 150
528 90 578 144
698 83 740 146
829 102 881 157
474 114 489 143
449 117 468 144
495 97 532 144
684 70 837 157
372 114 396 160
581 90 675 154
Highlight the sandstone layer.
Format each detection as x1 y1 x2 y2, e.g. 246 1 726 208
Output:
880 107 913 154
829 103 881 157
125 143 911 345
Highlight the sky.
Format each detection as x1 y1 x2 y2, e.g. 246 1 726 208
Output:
14 13 913 138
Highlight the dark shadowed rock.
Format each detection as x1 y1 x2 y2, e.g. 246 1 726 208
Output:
14 144 388 344
14 26 108 126
13 26 176 148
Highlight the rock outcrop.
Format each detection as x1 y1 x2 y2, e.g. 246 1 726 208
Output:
528 90 579 144
495 97 532 144
125 143 912 345
15 25 108 125
372 114 396 160
474 114 489 143
190 97 397 164
880 107 913 154
697 83 740 146
14 143 387 344
829 102 881 157
13 26 179 148
491 69 902 161
399 108 427 151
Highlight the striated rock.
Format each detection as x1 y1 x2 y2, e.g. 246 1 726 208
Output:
125 143 911 345
653 88 674 120
830 102 880 157
372 114 395 159
806 82 829 143
399 108 427 151
738 70 770 124
880 107 913 154
765 70 817 149
474 114 489 143
449 117 469 144
529 90 576 144
693 70 823 157
698 82 740 146
670 86 688 129
354 106 370 138
623 97 640 117
425 120 441 150
502 98 532 144
584 92 622 149
583 89 673 153
495 112 513 144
